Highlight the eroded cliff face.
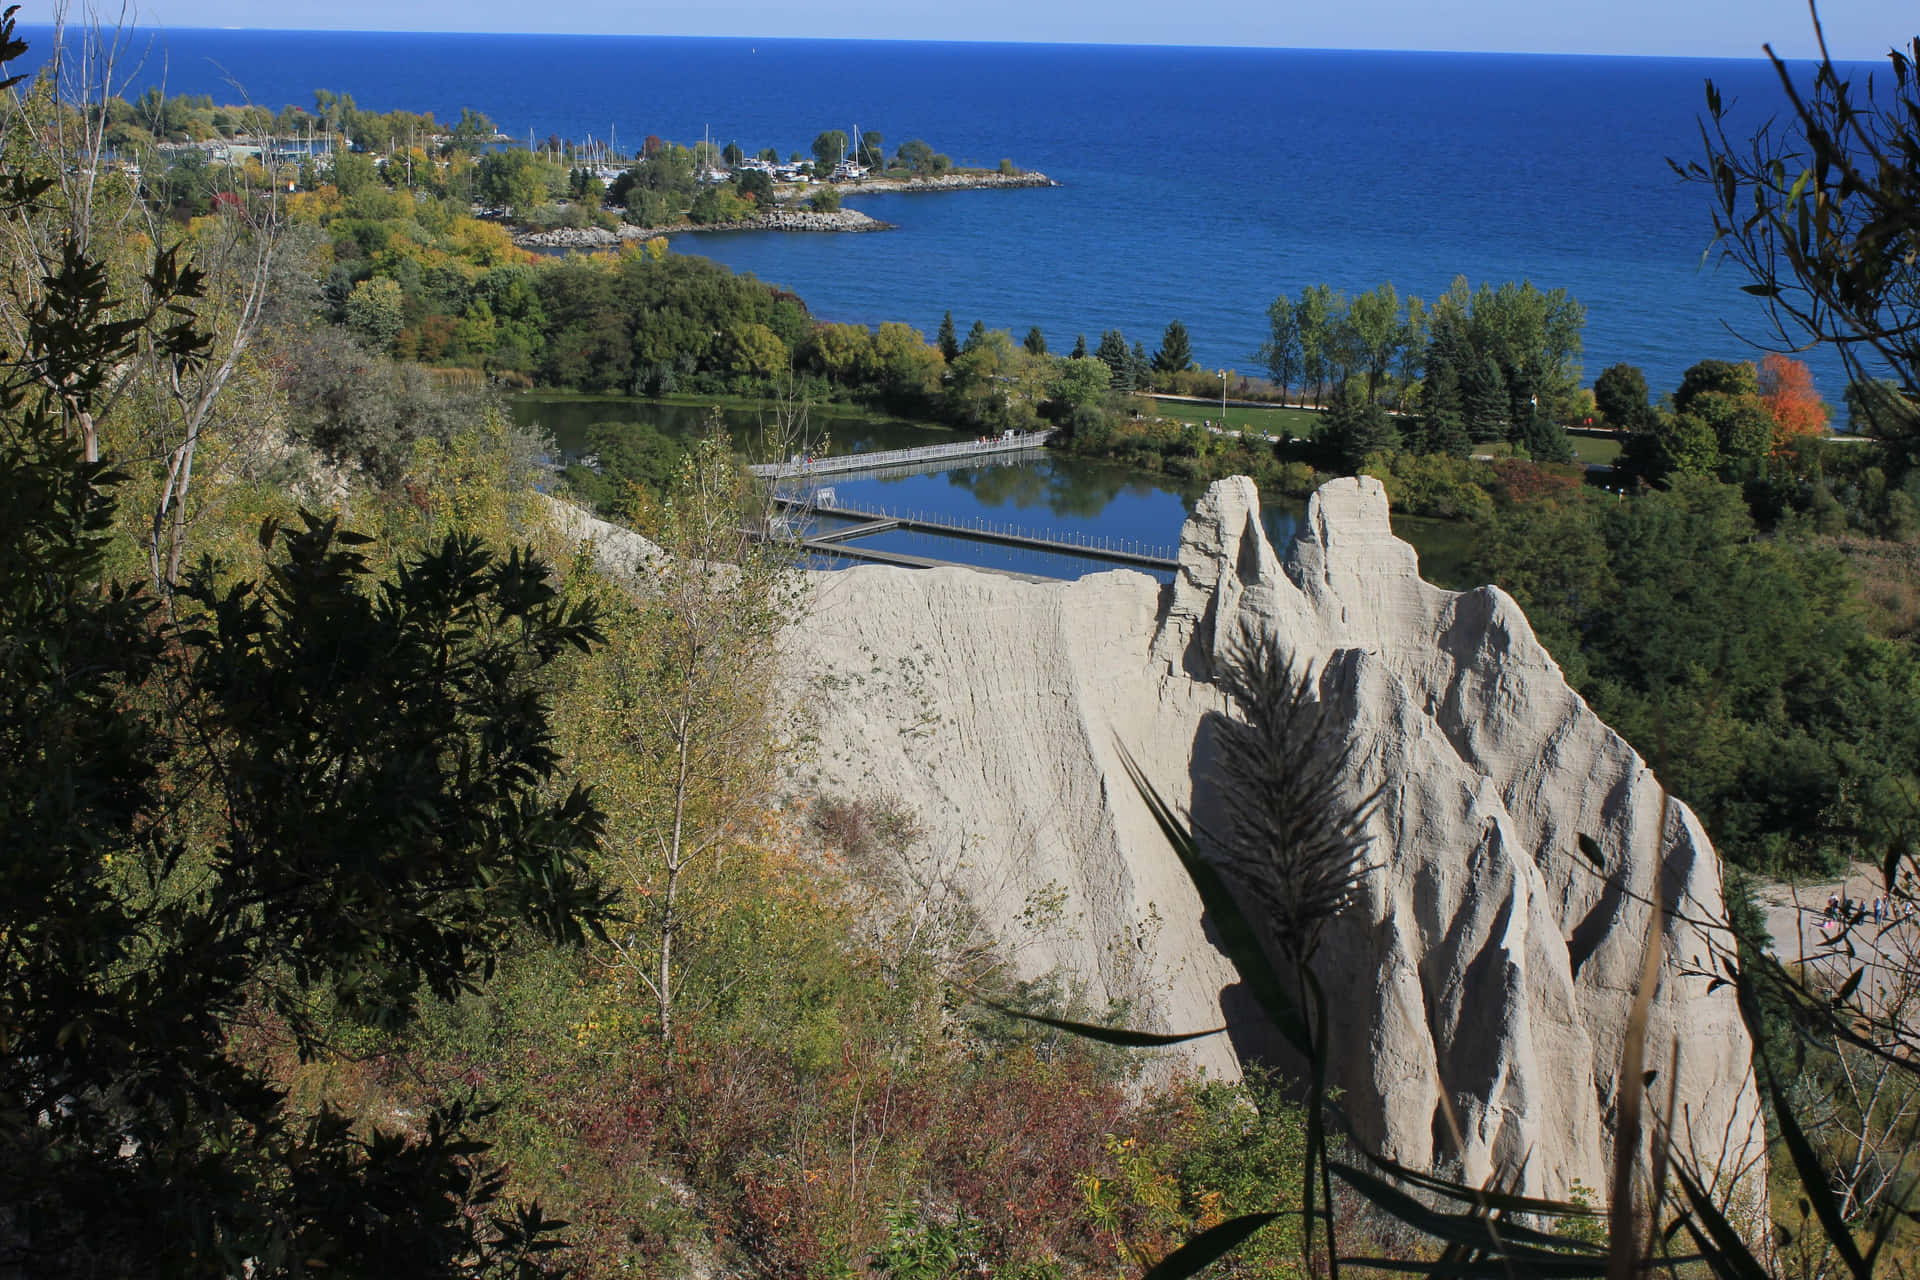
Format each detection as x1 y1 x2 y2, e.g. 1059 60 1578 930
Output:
782 476 1764 1200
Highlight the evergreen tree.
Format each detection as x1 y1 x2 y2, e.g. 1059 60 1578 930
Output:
1418 358 1472 457
962 319 988 355
1462 351 1510 443
1070 333 1088 360
1130 340 1153 391
1153 319 1194 373
1024 325 1048 355
937 310 959 361
1095 329 1132 390
1320 380 1400 471
1518 404 1575 462
1504 362 1540 444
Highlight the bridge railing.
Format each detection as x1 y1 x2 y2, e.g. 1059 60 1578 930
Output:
800 498 1179 566
748 430 1054 478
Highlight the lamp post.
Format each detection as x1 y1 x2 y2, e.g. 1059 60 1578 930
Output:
1220 370 1228 421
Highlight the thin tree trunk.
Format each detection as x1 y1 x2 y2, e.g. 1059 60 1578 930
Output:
657 700 695 1059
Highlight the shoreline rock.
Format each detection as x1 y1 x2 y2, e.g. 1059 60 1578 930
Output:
514 206 893 249
813 170 1057 196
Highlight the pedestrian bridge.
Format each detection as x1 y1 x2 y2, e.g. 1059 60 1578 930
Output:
773 496 1180 574
747 430 1054 480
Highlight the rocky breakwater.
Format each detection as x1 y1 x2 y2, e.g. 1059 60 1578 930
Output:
819 170 1058 196
514 207 891 249
782 475 1764 1202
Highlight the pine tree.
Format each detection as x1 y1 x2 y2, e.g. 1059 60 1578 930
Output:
937 310 959 361
1519 407 1575 463
963 319 988 355
1024 326 1048 355
1462 351 1510 443
1095 329 1132 390
1130 340 1153 390
1321 380 1400 471
1071 333 1088 360
1153 319 1194 373
1418 359 1472 457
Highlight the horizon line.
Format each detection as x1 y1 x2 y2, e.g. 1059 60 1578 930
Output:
10 20 1845 65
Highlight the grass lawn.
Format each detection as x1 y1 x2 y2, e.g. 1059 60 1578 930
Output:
1568 433 1623 465
1468 436 1624 466
1149 397 1323 439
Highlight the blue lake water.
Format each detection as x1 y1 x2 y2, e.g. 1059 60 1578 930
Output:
14 25 1867 400
510 394 1478 585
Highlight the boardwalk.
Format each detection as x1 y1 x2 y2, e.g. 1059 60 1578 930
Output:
776 497 1181 572
801 541 1052 582
747 430 1054 479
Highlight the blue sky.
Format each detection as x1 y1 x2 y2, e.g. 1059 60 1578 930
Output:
134 0 1909 59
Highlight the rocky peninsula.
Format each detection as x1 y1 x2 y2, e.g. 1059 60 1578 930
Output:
515 206 892 248
810 169 1057 196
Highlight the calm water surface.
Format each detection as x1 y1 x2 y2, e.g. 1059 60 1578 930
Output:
16 27 1868 396
512 393 1477 585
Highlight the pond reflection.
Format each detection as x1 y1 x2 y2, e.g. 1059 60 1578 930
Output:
516 394 1473 588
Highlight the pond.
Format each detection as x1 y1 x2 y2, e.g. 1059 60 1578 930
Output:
510 394 1481 589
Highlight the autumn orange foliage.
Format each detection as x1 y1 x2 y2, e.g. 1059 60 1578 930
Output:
1758 353 1829 451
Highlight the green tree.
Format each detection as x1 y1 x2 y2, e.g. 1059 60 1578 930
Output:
1393 294 1427 405
580 428 795 1057
857 129 884 168
873 321 946 407
0 183 607 1270
1345 281 1402 403
732 166 775 205
963 318 989 354
1673 358 1759 416
1593 362 1654 431
565 420 686 512
805 322 878 385
1623 409 1721 482
1517 400 1576 463
1153 319 1194 374
1319 379 1399 471
1130 339 1153 391
1050 354 1113 410
896 138 936 175
344 275 404 349
937 309 959 361
1415 354 1472 457
1258 294 1302 403
1471 477 1920 875
811 128 849 176
1691 388 1775 464
475 147 552 216
723 320 789 380
1024 325 1047 355
1070 333 1088 359
1296 283 1338 407
1845 377 1920 462
1095 329 1133 391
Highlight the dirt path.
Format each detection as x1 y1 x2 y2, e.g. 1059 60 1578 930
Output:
1754 866 1919 1004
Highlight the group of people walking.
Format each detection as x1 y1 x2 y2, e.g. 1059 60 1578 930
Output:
1825 892 1915 928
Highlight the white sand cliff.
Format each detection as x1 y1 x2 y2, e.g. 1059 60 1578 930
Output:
780 475 1766 1201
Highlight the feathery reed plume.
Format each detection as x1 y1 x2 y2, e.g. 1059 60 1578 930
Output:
1211 626 1381 964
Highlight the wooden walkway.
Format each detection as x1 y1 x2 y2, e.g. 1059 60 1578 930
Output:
748 431 1054 479
777 498 1180 572
799 541 1052 582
